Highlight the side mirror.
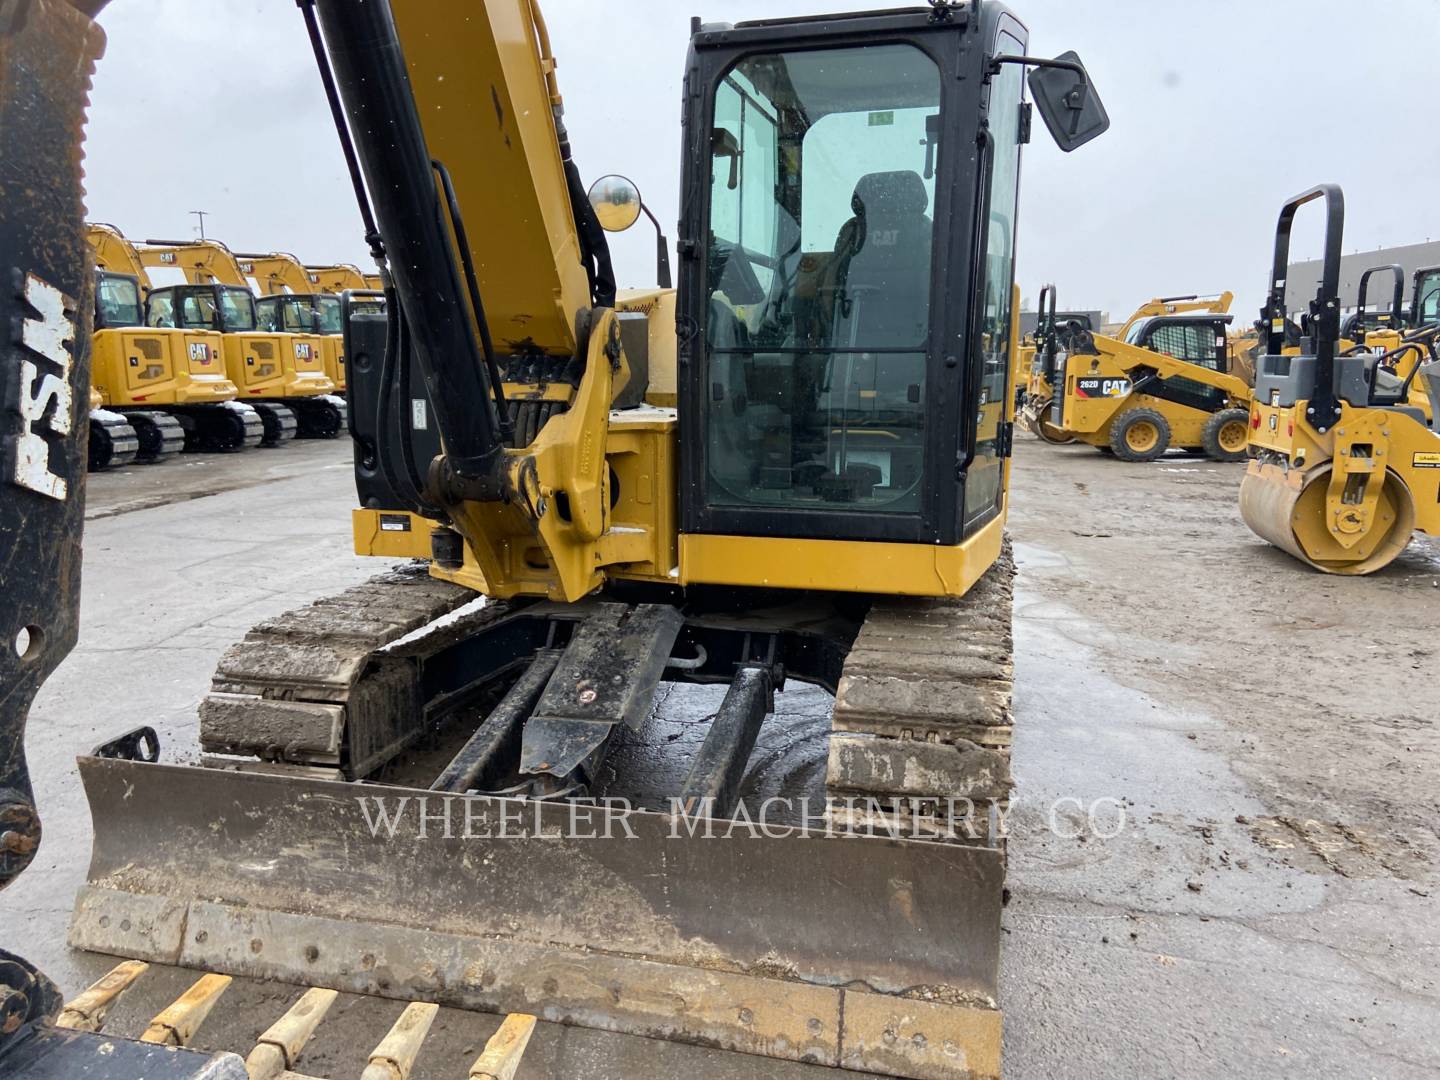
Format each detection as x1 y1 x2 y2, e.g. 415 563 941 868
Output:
1027 51 1109 153
587 174 644 233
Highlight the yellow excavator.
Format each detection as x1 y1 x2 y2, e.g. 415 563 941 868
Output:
236 250 352 393
2 1 1109 1077
1242 185 1440 573
136 238 346 440
301 261 368 291
86 223 263 458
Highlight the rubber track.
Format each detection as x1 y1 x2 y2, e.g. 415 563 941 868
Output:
88 409 139 470
200 563 482 774
826 538 1015 845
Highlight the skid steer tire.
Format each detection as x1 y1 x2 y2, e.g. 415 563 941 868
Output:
1109 408 1170 462
1202 407 1252 462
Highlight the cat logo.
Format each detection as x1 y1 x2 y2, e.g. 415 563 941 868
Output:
871 228 899 247
238 262 254 274
158 252 176 264
1075 377 1131 399
188 342 211 362
294 342 312 360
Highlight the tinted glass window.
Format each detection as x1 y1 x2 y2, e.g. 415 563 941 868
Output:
96 273 142 328
218 287 257 332
316 296 343 334
964 35 1023 525
1418 271 1440 325
704 43 940 515
146 292 175 328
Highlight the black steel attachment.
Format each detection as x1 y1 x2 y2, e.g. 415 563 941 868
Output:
519 604 683 786
92 726 160 763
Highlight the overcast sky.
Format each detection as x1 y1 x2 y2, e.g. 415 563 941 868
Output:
86 0 1440 321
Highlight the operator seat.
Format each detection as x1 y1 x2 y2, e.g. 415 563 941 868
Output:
829 170 933 349
822 171 932 422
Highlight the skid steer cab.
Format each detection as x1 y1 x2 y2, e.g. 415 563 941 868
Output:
1241 184 1440 574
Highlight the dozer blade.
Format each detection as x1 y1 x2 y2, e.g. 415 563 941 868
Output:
72 756 1004 1079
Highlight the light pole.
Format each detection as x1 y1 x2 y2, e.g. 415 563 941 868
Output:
190 209 209 240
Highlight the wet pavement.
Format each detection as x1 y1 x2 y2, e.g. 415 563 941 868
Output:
2 435 1436 1077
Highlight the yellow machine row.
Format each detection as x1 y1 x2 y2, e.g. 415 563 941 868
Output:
86 223 263 460
135 237 346 441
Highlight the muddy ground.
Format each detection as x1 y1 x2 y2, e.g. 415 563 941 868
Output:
2 434 1436 1078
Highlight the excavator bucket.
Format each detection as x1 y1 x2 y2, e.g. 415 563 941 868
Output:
73 757 1004 1078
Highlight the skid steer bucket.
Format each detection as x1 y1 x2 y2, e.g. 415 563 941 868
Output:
72 756 1005 1079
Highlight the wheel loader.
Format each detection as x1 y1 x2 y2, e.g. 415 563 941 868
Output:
236 250 351 394
87 223 263 457
137 238 346 441
1241 184 1440 574
2 1 1108 1077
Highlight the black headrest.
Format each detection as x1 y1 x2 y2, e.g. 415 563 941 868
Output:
851 170 929 218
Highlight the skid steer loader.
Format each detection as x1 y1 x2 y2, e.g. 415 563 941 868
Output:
1039 313 1253 461
2 1 1107 1077
1241 184 1440 574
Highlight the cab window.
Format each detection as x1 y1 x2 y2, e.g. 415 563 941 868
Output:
703 43 940 516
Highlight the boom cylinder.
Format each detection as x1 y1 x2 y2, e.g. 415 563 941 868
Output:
311 0 507 484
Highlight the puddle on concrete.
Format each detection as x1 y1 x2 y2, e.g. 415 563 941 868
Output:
1009 542 1330 915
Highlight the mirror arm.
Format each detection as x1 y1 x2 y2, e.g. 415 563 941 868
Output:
989 54 1089 111
639 201 674 290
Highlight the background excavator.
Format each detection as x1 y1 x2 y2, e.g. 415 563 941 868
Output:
137 237 347 441
87 223 264 458
1 1 1106 1077
236 249 355 394
1241 185 1440 574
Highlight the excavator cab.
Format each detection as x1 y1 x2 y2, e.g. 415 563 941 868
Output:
680 14 1054 537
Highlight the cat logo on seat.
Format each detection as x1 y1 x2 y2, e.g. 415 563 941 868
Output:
294 342 312 360
1075 377 1131 399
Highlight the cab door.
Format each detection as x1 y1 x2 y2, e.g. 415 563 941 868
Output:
962 24 1027 533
